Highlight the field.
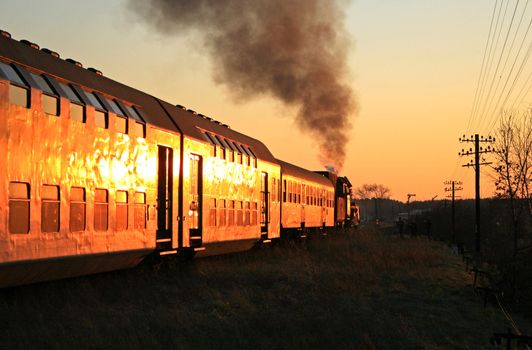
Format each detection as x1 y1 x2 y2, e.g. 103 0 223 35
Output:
0 226 526 349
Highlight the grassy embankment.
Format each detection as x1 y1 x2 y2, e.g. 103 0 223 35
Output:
0 226 527 349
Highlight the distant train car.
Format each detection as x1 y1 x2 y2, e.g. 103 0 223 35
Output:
314 172 353 227
277 160 335 237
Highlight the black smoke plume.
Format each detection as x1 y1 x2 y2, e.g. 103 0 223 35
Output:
127 0 356 169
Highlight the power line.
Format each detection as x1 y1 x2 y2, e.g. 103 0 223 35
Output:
466 0 501 134
483 4 532 133
475 0 516 132
470 0 508 133
479 0 524 130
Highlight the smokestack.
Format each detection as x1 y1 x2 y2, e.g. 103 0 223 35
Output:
127 0 356 169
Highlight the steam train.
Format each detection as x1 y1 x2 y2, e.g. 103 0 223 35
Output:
0 30 356 288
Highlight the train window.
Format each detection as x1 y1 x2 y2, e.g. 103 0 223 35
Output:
201 132 216 156
116 190 129 231
228 200 235 226
218 199 226 226
283 180 287 203
244 201 251 226
9 182 30 234
70 102 85 123
94 189 108 231
218 138 233 162
70 187 86 232
226 139 238 153
58 82 82 103
204 133 219 158
251 202 258 225
30 73 55 95
235 144 248 165
217 136 233 161
135 122 146 138
227 140 242 164
236 201 243 226
246 147 257 167
116 116 128 134
134 192 147 230
9 84 29 108
203 132 215 145
95 110 108 129
106 98 125 116
42 185 60 233
209 198 217 227
271 178 275 202
86 92 105 110
123 104 145 123
58 83 85 122
42 94 59 116
132 106 147 122
235 143 246 156
0 62 26 85
240 145 252 166
214 136 226 160
288 181 292 203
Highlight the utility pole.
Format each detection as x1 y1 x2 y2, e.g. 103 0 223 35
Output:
459 134 494 262
444 180 463 244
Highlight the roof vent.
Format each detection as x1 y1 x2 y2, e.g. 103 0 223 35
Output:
198 114 207 119
176 104 186 110
41 48 60 58
87 67 103 76
221 123 230 128
20 39 40 50
65 58 83 68
0 30 11 39
186 109 198 115
214 120 223 125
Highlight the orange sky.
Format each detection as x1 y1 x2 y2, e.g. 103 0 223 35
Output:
1 0 524 201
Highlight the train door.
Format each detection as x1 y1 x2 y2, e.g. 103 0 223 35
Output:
260 172 269 238
321 190 326 225
189 154 202 247
156 145 173 250
301 184 306 227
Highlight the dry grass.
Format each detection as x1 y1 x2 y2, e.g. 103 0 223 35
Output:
0 226 522 349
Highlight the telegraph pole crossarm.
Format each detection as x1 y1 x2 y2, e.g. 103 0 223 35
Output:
444 180 463 245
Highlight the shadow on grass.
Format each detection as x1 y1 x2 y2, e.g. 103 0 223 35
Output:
0 227 519 349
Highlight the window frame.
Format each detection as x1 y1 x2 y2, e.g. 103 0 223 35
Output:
9 181 30 234
69 187 86 232
115 190 129 231
41 184 60 233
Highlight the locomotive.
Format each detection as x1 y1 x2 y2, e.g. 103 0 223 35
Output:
0 30 354 287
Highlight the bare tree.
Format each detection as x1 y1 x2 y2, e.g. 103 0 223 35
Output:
354 183 391 200
493 112 532 204
354 183 391 222
492 111 532 300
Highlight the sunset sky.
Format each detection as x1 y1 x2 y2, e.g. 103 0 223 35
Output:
0 0 520 201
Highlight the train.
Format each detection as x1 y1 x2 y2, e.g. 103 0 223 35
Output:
0 30 357 288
